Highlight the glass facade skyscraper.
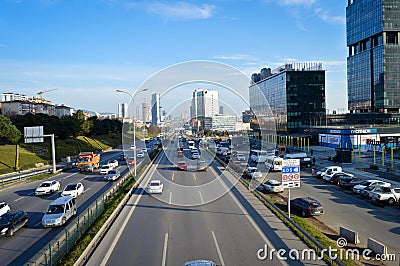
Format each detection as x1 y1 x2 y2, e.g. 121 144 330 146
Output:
347 0 400 113
249 63 326 133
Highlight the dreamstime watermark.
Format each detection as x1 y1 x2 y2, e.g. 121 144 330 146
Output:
257 237 397 262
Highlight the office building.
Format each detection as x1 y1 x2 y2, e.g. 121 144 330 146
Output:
347 0 400 113
118 103 128 119
191 89 219 119
151 93 161 127
142 102 150 123
249 63 326 133
190 89 219 131
204 115 236 132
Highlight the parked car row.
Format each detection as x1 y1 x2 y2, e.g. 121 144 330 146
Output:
314 165 399 207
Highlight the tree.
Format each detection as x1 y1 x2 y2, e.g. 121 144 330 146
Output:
0 115 22 170
80 120 94 136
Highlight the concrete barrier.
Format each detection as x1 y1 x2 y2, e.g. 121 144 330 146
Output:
367 238 388 256
339 226 360 244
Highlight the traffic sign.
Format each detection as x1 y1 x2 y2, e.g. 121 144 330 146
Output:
282 166 300 174
282 159 300 167
282 159 300 188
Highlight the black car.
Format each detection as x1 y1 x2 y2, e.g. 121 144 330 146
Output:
290 197 324 217
338 178 361 190
118 154 126 161
0 210 29 237
330 173 355 185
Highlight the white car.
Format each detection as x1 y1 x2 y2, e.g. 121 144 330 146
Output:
263 180 284 193
61 183 84 198
192 152 200 159
104 169 121 181
237 154 246 161
148 180 163 194
244 167 263 179
137 151 145 158
107 160 119 169
100 164 113 175
0 202 11 216
353 179 391 194
35 180 61 196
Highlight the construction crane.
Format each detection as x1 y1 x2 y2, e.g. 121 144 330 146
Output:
37 88 57 100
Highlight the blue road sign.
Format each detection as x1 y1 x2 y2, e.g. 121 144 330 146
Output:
282 166 300 174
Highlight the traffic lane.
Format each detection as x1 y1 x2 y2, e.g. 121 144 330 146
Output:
281 171 400 257
95 151 285 266
99 165 237 265
0 153 129 265
4 165 133 266
0 173 114 265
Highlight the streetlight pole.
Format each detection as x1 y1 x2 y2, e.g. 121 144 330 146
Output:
116 89 148 177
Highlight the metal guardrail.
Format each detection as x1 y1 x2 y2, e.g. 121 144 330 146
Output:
213 154 346 266
0 168 52 186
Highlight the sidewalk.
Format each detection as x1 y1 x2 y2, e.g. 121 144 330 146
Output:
310 145 400 187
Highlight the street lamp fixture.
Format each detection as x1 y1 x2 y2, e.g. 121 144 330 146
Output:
116 88 148 177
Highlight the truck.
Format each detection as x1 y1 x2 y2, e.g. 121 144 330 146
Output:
77 152 100 172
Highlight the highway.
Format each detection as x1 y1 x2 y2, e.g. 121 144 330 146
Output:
0 141 152 266
85 140 324 266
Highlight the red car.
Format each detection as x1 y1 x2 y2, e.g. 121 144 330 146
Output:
177 161 187 170
177 151 184 157
127 157 135 165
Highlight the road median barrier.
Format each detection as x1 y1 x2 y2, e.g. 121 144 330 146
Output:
367 238 388 257
340 227 360 245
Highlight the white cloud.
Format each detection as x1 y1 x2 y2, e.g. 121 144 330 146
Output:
214 54 256 61
279 0 317 5
147 2 215 20
314 8 345 25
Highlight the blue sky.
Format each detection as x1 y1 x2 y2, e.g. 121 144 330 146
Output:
0 0 347 114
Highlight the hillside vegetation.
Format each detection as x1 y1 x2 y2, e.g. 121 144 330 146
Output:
0 133 121 175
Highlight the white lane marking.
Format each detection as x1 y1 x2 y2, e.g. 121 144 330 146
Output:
198 191 204 204
34 221 42 227
100 186 145 266
209 167 289 266
169 192 172 205
62 173 77 180
211 231 225 266
100 154 161 266
14 197 24 202
84 187 91 193
162 233 168 266
171 173 174 181
192 173 197 181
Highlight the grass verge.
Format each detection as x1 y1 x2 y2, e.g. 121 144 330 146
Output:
238 177 354 266
0 134 122 175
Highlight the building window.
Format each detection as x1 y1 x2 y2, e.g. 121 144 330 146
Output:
386 32 398 44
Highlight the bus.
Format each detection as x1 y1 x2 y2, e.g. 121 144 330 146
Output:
250 150 270 163
265 156 283 171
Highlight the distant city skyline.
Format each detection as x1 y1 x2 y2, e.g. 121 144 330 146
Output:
0 1 347 114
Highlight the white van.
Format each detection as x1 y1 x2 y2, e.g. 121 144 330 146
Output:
42 196 77 227
315 166 342 179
